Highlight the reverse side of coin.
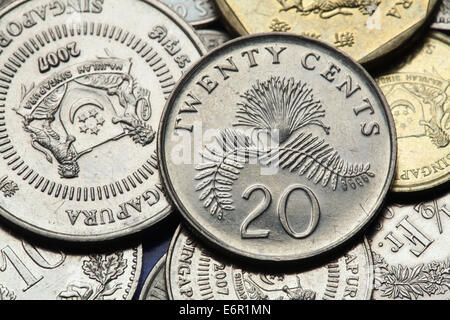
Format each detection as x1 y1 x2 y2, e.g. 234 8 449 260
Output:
367 192 449 300
158 33 396 262
166 227 373 300
0 0 205 241
159 0 218 27
139 254 168 300
0 224 142 300
215 0 438 64
197 29 231 51
376 33 450 192
432 0 450 31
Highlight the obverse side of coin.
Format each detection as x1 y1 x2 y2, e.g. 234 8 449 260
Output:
139 254 168 300
432 0 450 30
158 34 396 262
160 0 218 27
376 33 450 192
0 0 205 241
197 29 231 51
367 192 449 300
216 0 438 64
0 224 142 300
167 228 373 300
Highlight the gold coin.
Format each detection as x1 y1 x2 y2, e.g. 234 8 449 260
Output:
376 32 450 192
216 0 438 63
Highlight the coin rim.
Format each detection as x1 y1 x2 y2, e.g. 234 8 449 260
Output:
161 0 218 27
0 0 207 242
139 253 167 300
391 32 450 193
158 32 397 262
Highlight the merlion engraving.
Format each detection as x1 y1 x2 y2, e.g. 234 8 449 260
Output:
15 55 155 179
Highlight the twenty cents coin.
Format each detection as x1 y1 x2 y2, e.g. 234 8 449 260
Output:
158 34 396 262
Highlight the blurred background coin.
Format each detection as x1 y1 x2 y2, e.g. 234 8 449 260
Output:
375 32 449 192
432 0 450 31
0 0 205 242
159 0 218 27
367 191 449 300
197 29 232 51
215 0 439 64
166 227 373 300
139 254 168 300
0 224 142 300
158 33 396 262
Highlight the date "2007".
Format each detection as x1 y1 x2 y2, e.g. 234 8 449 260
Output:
38 42 80 73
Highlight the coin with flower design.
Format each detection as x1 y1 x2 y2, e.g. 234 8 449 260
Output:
215 0 439 64
367 192 450 300
158 33 396 262
0 223 142 300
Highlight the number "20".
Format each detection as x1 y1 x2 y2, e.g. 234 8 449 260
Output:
38 42 80 73
240 184 320 239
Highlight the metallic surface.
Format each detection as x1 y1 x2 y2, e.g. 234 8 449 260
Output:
367 192 449 300
139 254 168 300
215 0 439 64
0 0 206 241
159 0 218 27
158 33 396 262
432 0 450 30
167 227 373 300
0 224 142 300
376 32 450 192
197 29 232 51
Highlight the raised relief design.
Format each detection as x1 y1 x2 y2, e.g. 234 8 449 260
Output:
373 252 450 300
269 18 291 32
15 55 155 179
58 251 127 300
0 175 18 197
276 0 381 18
234 272 316 300
195 77 374 223
0 284 16 300
382 72 449 148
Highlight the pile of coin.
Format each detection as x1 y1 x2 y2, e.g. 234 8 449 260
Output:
0 0 447 301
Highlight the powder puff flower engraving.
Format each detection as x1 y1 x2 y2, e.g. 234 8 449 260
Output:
373 252 450 299
195 77 374 220
58 252 127 300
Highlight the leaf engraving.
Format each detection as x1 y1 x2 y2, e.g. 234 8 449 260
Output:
373 252 450 300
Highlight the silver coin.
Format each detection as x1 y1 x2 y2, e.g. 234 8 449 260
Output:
139 254 168 300
431 0 450 31
166 227 373 300
158 33 397 262
159 0 218 27
0 0 206 241
197 29 231 52
368 192 450 300
0 223 142 300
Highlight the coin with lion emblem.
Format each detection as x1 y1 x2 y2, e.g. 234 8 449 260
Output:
0 0 205 241
215 0 439 64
